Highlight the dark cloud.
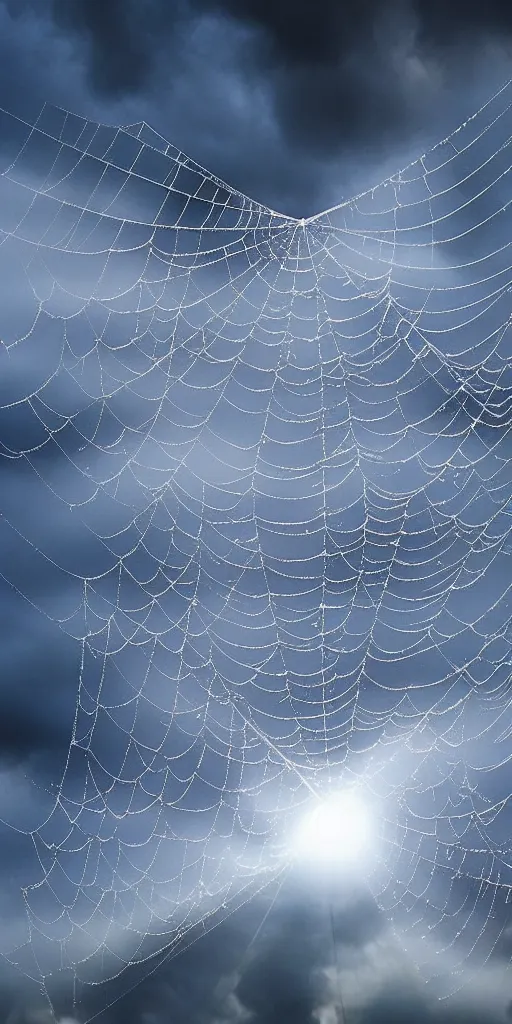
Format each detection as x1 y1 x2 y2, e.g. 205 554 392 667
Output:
234 895 328 1023
360 985 506 1023
41 0 512 157
2 0 512 215
20 884 506 1024
50 0 186 96
203 0 512 52
414 0 512 45
0 599 76 771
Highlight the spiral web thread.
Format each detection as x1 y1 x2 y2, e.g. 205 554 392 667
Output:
1 83 512 1013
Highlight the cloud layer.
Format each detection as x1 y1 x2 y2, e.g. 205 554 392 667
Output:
2 0 512 214
46 0 512 158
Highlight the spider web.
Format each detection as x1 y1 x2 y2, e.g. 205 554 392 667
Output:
1 82 512 1014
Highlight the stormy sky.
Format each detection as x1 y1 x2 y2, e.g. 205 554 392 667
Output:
1 0 512 214
2 2 512 1023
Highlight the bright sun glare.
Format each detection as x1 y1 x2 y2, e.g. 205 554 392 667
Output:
293 791 373 870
